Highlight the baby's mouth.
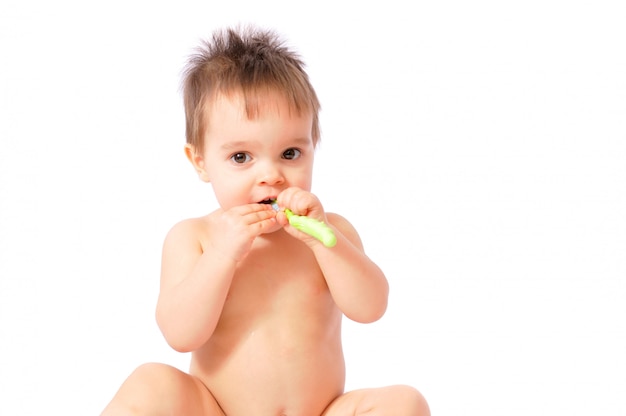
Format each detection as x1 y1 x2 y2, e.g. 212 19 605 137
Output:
259 198 280 211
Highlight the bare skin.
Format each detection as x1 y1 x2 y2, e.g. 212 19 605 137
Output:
101 93 430 416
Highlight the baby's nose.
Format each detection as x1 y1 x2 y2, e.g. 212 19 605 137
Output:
257 162 285 185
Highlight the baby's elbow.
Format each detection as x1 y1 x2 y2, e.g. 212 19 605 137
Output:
167 338 196 354
349 297 388 324
156 310 203 353
361 282 389 323
160 327 202 353
368 300 388 323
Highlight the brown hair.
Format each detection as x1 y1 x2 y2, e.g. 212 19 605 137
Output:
182 26 321 152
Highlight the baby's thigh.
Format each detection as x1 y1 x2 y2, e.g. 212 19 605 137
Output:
101 363 224 416
322 385 429 416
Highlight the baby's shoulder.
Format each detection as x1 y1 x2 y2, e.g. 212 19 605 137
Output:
326 212 364 250
163 216 208 250
326 212 350 228
168 216 205 235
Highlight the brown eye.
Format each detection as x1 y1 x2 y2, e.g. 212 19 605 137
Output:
231 152 251 164
282 148 301 160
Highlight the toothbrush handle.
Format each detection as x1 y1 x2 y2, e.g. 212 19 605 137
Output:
285 209 337 248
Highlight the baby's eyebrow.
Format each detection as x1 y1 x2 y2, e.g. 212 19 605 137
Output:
221 137 312 151
221 140 258 151
288 137 314 147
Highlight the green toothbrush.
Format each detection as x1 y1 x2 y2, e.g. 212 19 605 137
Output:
271 201 337 248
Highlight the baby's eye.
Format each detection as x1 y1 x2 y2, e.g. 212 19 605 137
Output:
282 148 301 160
230 152 251 164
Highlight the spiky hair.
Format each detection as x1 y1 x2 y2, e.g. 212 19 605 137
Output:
182 26 320 151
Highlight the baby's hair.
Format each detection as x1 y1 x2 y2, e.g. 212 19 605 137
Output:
182 26 321 152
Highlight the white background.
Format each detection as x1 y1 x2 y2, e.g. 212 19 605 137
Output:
1 1 624 415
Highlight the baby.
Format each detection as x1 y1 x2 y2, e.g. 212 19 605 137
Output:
101 26 429 416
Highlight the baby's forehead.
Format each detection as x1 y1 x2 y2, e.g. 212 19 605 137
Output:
209 89 311 120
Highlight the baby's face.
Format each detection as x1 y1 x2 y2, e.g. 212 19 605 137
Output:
198 92 315 210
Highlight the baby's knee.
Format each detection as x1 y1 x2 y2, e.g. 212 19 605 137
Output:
130 362 177 381
101 363 182 415
128 362 193 398
386 385 430 416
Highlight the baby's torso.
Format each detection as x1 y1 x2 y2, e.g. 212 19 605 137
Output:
190 230 345 415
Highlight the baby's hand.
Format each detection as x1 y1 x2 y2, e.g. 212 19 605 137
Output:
206 204 277 261
275 188 333 246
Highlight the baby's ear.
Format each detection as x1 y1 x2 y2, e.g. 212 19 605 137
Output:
185 144 210 182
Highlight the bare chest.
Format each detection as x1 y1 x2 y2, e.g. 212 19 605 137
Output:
218 233 336 330
190 233 345 414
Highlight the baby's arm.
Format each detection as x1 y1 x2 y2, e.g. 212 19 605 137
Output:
275 189 388 323
156 204 277 352
313 213 389 323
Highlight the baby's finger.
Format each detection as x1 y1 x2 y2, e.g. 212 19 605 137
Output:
276 187 313 215
239 207 279 235
219 204 274 231
228 203 274 217
244 206 277 223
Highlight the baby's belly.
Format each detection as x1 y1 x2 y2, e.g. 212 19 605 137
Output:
190 318 345 415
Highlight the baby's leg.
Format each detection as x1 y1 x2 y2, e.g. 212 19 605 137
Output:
322 385 430 416
100 363 224 416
